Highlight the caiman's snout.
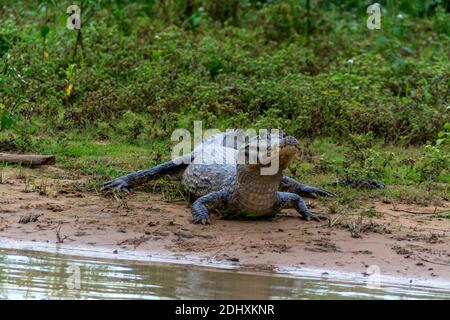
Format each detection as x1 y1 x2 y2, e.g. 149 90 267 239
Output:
275 135 299 170
241 133 300 169
280 136 299 148
278 136 299 157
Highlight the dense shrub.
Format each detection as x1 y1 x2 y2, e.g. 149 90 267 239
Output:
0 0 448 145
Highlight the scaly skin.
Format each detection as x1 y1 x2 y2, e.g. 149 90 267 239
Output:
102 131 334 224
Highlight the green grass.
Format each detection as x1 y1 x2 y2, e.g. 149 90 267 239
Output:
3 131 447 207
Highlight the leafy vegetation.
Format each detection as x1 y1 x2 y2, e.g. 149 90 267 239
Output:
0 0 448 206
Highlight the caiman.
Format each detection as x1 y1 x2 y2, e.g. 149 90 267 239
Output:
101 130 334 224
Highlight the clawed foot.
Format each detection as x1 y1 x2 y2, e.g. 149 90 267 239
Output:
100 178 131 193
297 186 335 198
300 211 329 222
192 217 211 225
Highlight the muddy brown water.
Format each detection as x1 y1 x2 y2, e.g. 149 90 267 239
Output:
0 248 449 300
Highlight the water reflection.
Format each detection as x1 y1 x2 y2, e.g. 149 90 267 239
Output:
0 249 449 300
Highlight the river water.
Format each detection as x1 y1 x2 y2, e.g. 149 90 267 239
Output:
1 248 449 300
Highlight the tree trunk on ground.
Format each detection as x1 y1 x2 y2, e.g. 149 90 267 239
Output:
0 153 56 167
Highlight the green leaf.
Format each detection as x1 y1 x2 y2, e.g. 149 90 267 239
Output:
38 3 47 16
1 110 13 131
0 35 11 58
402 46 414 54
40 26 50 39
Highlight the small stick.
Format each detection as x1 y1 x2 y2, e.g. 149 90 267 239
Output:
415 253 450 267
56 223 68 244
391 205 448 215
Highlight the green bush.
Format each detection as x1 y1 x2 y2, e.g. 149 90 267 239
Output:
416 145 450 183
0 0 448 146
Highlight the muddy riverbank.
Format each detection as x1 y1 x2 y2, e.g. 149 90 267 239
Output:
0 167 449 285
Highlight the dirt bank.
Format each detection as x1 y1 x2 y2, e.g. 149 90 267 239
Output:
0 167 449 283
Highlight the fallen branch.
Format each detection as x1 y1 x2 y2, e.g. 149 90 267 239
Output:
415 253 450 267
0 153 56 167
391 206 447 215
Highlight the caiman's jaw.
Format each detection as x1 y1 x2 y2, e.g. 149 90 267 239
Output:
238 133 299 171
278 137 300 170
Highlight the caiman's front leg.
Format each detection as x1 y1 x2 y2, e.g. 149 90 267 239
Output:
282 176 335 199
101 154 192 192
192 189 229 225
276 192 326 221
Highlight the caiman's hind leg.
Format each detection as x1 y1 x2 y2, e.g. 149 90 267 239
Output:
191 190 229 225
276 192 327 221
281 176 335 199
101 154 192 192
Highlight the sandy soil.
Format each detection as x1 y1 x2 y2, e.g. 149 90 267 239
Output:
0 166 449 283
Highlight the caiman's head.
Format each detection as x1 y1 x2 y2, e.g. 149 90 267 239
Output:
238 130 299 175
